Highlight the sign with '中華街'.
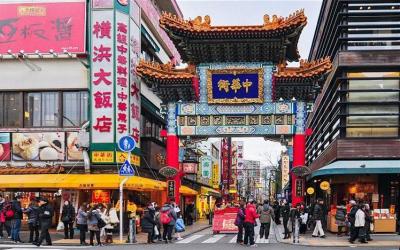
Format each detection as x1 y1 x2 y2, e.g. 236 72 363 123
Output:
207 68 264 104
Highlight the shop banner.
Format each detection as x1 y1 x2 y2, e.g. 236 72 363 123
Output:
129 4 141 147
212 207 239 233
92 190 111 203
212 163 220 189
0 1 86 54
167 180 175 198
67 132 84 161
115 11 130 143
200 156 212 178
0 133 11 161
90 10 115 145
182 162 197 174
12 132 65 161
281 154 290 189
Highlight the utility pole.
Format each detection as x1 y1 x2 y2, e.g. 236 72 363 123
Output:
226 137 232 201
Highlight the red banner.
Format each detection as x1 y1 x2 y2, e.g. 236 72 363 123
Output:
0 1 86 54
212 207 239 234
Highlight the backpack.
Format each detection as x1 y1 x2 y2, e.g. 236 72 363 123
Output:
160 210 172 224
335 209 346 221
234 208 245 226
5 204 14 219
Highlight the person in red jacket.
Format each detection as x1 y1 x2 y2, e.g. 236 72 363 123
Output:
244 200 260 247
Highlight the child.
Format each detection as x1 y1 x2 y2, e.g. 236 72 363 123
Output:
175 213 185 241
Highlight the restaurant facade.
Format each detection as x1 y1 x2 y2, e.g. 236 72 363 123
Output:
0 0 198 230
305 0 400 233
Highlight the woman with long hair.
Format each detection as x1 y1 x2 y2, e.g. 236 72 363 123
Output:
76 202 88 246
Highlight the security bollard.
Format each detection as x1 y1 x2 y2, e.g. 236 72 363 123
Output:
129 219 137 243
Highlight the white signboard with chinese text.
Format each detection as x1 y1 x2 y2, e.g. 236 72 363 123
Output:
91 10 115 144
115 11 130 142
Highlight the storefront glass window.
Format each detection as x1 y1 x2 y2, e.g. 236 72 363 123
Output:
24 93 41 127
63 91 89 127
3 92 23 127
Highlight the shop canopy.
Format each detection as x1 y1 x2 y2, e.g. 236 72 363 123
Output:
310 160 400 179
201 186 221 198
0 174 196 193
179 186 198 196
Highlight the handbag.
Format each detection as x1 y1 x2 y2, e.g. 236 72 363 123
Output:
56 221 64 231
154 225 159 236
370 223 374 232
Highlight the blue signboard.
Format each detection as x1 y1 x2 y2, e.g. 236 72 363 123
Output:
118 136 136 152
207 68 264 104
119 160 135 176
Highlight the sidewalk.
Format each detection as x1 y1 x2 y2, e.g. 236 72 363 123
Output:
0 219 211 246
275 223 400 247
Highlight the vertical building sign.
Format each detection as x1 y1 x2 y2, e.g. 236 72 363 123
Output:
200 156 212 178
91 9 115 162
90 0 141 164
129 0 141 147
281 154 290 189
212 163 220 189
221 138 229 194
115 11 130 143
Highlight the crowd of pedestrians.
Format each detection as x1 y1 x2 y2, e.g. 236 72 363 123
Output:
140 198 185 244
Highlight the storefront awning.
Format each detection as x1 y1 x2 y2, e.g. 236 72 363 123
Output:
310 160 400 179
0 174 165 191
201 186 221 197
179 186 198 196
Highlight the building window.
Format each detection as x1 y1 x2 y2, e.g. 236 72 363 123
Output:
24 92 60 127
346 72 400 137
0 92 23 127
63 91 89 127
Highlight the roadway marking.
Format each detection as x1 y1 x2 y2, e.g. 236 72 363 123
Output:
202 234 226 243
176 234 205 244
229 235 238 243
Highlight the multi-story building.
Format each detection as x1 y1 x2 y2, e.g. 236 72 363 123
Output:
306 0 400 232
0 0 196 225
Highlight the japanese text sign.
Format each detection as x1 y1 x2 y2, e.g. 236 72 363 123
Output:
0 1 86 54
207 68 264 104
167 180 175 198
91 10 115 144
200 156 212 178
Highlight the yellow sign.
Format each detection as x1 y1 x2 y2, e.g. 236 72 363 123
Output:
92 151 114 163
307 187 315 195
116 151 140 166
229 189 237 194
320 181 330 191
212 163 220 189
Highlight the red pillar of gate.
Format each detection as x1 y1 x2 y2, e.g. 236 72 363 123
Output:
292 133 305 206
166 133 181 203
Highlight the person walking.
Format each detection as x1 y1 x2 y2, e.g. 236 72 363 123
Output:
336 201 348 237
0 194 5 239
61 200 75 239
273 201 281 225
2 199 12 239
24 200 39 243
141 203 156 244
175 213 185 240
154 206 162 241
257 200 274 241
34 197 54 247
234 201 246 244
290 203 302 244
102 203 117 244
76 203 89 245
160 200 177 244
348 200 359 244
312 198 326 238
244 200 259 247
186 202 194 226
364 204 373 242
10 195 23 243
281 200 291 239
354 204 367 244
87 204 103 246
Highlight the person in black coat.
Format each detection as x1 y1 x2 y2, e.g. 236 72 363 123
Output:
61 200 76 239
273 201 281 225
11 195 23 243
34 198 54 247
24 200 39 243
281 200 291 239
141 204 156 244
186 202 195 226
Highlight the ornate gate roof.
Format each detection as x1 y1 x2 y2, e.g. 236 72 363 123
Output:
159 10 307 63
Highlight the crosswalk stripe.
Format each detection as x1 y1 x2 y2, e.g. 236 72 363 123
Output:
176 234 205 244
229 235 238 243
202 234 225 243
0 245 89 249
255 234 262 243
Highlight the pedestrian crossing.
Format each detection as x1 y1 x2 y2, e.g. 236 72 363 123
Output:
174 233 276 244
0 244 90 250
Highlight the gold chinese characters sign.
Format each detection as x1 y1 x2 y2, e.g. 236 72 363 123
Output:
207 68 264 104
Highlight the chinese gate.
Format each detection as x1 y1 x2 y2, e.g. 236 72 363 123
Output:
137 11 332 205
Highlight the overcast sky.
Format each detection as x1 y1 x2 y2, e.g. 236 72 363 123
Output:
176 0 323 165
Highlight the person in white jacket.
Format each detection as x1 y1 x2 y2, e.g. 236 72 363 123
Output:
354 205 367 244
102 204 119 244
